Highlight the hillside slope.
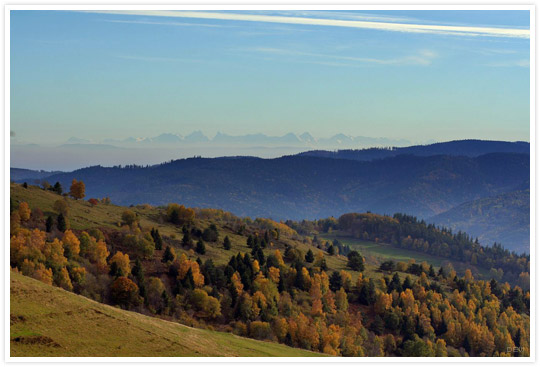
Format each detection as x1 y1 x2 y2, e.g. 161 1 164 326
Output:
429 190 530 254
9 182 530 357
10 271 321 357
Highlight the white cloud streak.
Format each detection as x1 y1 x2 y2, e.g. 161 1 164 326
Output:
86 10 529 39
115 54 202 63
101 19 236 28
246 47 438 66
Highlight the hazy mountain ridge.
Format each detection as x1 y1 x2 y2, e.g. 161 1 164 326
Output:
60 131 413 148
33 152 528 247
429 189 530 254
10 132 414 171
297 139 530 161
10 168 63 181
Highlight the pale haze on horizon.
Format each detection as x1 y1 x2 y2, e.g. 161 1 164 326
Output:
10 10 530 154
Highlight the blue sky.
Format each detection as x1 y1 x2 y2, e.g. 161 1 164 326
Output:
10 10 530 144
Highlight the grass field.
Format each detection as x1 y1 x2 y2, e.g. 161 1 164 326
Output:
321 232 491 279
322 233 447 267
10 271 322 357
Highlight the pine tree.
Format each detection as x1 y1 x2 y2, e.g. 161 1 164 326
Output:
132 258 147 302
278 276 285 293
327 245 335 255
132 258 144 283
162 246 175 263
320 258 328 271
52 181 63 195
402 276 412 290
45 215 54 232
347 251 364 271
160 290 170 314
371 315 385 335
388 273 403 293
223 235 231 250
305 249 314 263
183 268 195 289
57 213 67 232
151 228 163 250
329 271 342 292
109 262 121 278
182 231 192 248
196 239 206 255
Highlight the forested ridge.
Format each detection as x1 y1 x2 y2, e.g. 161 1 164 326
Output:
286 212 529 286
10 182 529 357
35 152 528 221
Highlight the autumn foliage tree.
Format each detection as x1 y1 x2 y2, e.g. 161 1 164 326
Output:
110 276 141 308
109 251 131 277
69 179 85 200
166 203 195 226
18 202 31 222
88 198 99 207
121 210 138 227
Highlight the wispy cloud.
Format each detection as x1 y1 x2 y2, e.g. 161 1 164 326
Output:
115 54 202 63
239 10 422 24
244 47 438 66
101 19 236 28
85 10 530 39
486 59 530 67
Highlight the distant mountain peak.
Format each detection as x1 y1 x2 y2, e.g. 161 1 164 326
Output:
299 132 316 142
152 133 183 143
185 131 209 142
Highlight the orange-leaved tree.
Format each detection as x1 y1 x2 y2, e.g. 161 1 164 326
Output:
69 179 85 200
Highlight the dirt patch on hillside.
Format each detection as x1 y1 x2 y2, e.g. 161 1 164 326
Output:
11 335 61 348
10 315 26 325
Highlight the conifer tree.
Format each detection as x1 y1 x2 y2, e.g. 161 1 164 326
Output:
196 239 206 255
223 235 231 250
182 231 192 248
305 249 314 263
45 215 54 232
52 181 63 195
162 246 175 263
151 228 163 250
57 213 67 232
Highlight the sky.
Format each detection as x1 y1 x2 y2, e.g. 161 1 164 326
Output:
10 9 531 145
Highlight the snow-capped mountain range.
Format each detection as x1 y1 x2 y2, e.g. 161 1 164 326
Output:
77 131 411 148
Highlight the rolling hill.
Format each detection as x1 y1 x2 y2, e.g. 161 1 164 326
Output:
37 153 528 220
429 190 530 254
297 139 529 161
10 168 62 182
